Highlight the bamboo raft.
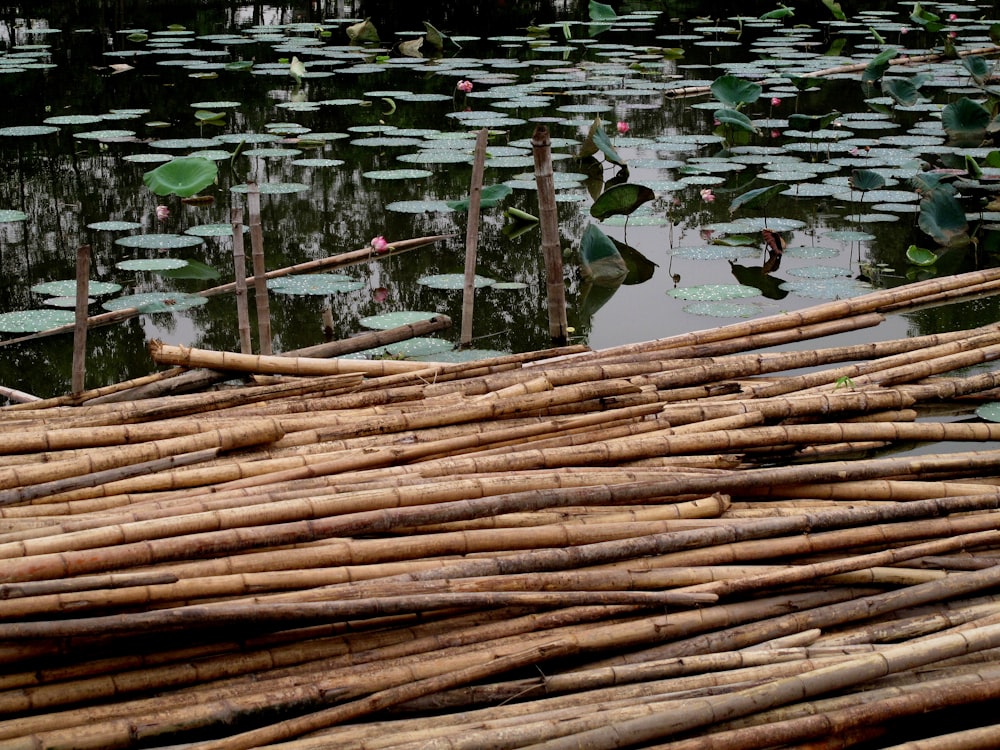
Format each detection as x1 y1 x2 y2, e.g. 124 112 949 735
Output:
4 268 1000 749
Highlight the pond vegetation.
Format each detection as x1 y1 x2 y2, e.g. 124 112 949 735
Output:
2 0 1000 399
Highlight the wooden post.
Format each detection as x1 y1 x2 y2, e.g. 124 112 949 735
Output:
531 125 568 343
71 245 91 394
460 128 489 347
231 208 252 355
247 182 272 355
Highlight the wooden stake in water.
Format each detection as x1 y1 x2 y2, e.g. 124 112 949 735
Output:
71 245 91 395
531 125 568 343
231 208 252 355
460 129 490 347
247 183 272 355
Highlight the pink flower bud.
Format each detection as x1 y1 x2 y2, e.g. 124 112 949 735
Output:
699 188 715 203
456 80 473 93
770 97 781 107
370 235 390 253
948 13 958 21
616 121 630 135
155 205 169 221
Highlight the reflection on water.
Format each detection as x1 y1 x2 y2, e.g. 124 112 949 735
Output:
1 0 998 400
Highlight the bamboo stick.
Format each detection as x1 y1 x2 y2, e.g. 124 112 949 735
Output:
460 129 488 346
532 124 568 343
246 182 272 355
231 206 252 354
71 245 90 395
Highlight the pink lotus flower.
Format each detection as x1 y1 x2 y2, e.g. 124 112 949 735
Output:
372 287 388 303
456 80 473 93
616 121 630 135
699 188 715 203
948 13 958 21
370 235 390 253
770 97 781 107
155 205 169 221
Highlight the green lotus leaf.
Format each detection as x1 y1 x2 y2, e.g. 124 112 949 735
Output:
760 4 794 20
787 111 841 132
905 245 938 266
862 47 898 84
710 75 762 108
588 0 617 21
590 183 655 220
918 189 969 247
346 18 379 43
822 0 846 21
102 292 209 313
881 77 923 107
446 184 512 212
155 259 221 280
975 402 1000 422
962 55 990 86
910 3 944 33
730 183 789 214
714 108 759 135
143 156 218 198
578 117 626 167
942 97 990 147
849 169 886 193
0 309 75 333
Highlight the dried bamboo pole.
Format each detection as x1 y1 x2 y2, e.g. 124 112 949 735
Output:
532 124 567 343
230 206 252 354
71 245 90 395
248 182 272 355
460 129 488 346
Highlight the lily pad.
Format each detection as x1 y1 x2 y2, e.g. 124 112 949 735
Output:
362 169 433 180
267 274 365 295
116 258 190 271
185 224 249 237
102 292 209 313
0 309 75 332
87 220 143 231
115 234 205 249
683 301 763 318
0 210 28 223
418 274 496 290
229 182 310 194
31 279 122 296
667 284 760 301
359 311 441 330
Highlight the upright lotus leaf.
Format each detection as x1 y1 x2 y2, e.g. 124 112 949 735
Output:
862 47 898 84
918 188 970 247
398 37 424 58
991 23 1000 47
730 183 789 215
942 97 990 146
881 75 928 107
590 183 655 220
850 169 886 193
962 56 990 86
588 0 617 21
446 184 512 212
787 111 841 132
422 21 458 50
710 75 762 108
905 245 938 266
143 157 218 198
910 3 944 33
194 110 225 123
580 223 628 284
612 237 657 285
714 108 759 135
578 117 626 167
822 0 846 21
346 18 379 43
760 4 794 20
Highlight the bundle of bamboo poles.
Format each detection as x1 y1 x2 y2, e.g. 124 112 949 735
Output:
4 269 1000 749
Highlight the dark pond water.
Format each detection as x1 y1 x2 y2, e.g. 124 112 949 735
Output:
1 0 999 400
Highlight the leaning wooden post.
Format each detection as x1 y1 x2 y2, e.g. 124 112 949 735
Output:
247 182 273 355
71 244 91 394
460 128 489 347
231 207 252 355
531 125 568 344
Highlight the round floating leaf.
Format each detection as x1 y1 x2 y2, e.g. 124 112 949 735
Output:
229 182 310 194
779 278 871 299
0 210 28 223
0 125 59 137
0 308 75 332
143 156 218 198
412 348 508 363
683 300 763 318
359 311 440 330
447 184 512 212
45 296 93 308
386 200 454 213
116 258 190 271
102 292 209 313
115 234 205 249
73 129 136 141
491 281 529 290
975 402 1000 422
590 183 655 220
31 279 122 296
418 274 496 290
185 223 249 237
667 284 760 301
384 337 453 358
42 114 104 125
155 259 221 280
362 168 433 180
267 274 365 295
87 220 142 231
